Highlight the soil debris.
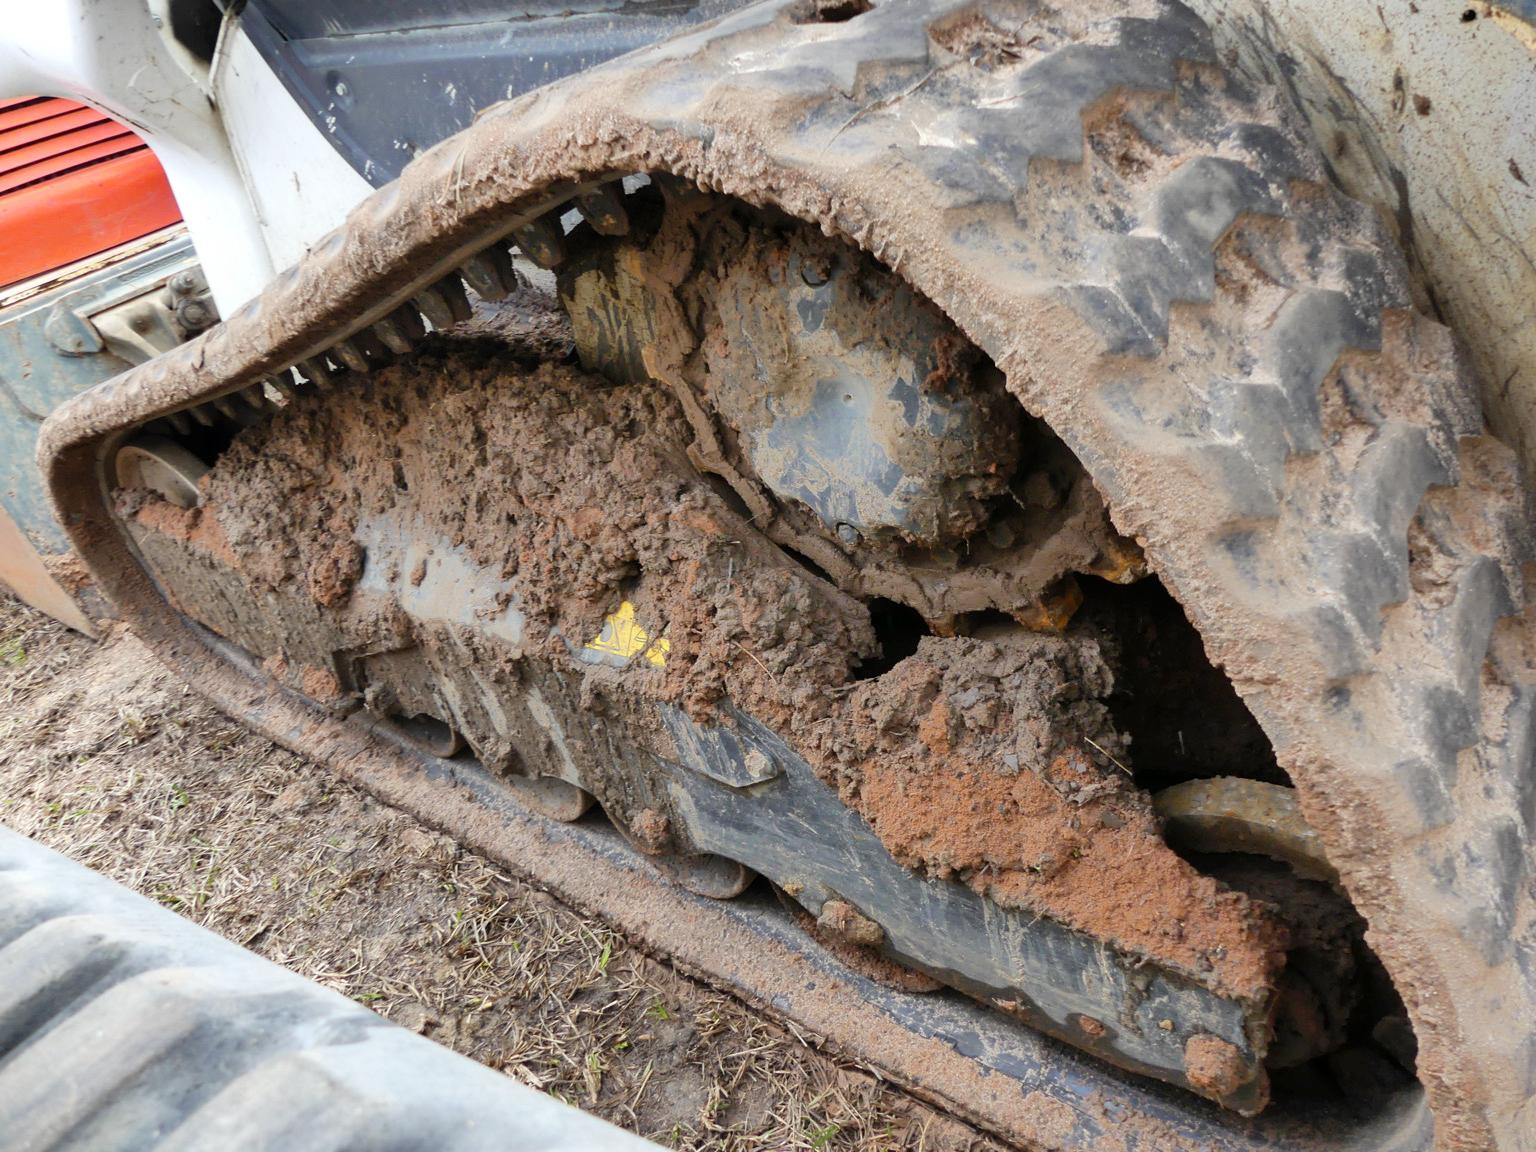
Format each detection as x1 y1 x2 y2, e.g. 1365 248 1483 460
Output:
123 324 1285 1004
836 634 1284 1000
816 899 885 948
1184 1033 1253 1099
784 897 943 995
307 524 364 608
121 492 239 569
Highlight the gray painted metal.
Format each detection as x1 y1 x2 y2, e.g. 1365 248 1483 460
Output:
120 503 1275 1106
658 704 1261 1094
0 824 658 1152
0 229 199 556
0 228 208 631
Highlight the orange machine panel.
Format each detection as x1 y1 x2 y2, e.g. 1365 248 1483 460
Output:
0 97 182 290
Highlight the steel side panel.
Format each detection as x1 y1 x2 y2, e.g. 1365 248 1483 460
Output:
0 230 197 557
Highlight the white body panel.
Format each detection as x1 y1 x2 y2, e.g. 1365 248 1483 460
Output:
211 22 374 275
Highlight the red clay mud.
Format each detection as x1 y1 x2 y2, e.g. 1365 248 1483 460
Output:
306 522 364 608
1184 1033 1253 1099
122 331 1284 1004
124 494 239 569
836 635 1285 1000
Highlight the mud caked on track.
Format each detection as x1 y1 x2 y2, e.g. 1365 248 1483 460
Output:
118 287 1392 1118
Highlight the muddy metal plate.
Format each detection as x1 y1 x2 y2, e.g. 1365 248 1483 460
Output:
108 331 1283 1113
0 228 200 630
659 705 1255 1082
231 669 1435 1152
0 824 655 1152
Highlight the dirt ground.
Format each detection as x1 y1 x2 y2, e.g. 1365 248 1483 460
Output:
0 589 1004 1151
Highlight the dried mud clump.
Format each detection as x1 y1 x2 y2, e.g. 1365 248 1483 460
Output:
117 488 238 570
927 2 1097 70
307 529 364 608
124 327 1285 1001
1184 1032 1252 1098
821 632 1285 1000
195 333 871 721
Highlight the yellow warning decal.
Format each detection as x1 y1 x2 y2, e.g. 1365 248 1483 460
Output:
584 601 669 668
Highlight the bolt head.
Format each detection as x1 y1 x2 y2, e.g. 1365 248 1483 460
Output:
835 522 861 545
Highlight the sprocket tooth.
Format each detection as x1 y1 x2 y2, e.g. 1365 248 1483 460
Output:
299 356 341 389
413 277 473 330
330 338 372 375
461 245 521 301
373 306 427 355
574 183 631 236
511 214 567 270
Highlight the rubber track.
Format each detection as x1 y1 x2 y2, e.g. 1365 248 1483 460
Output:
0 828 653 1151
569 4 1531 1144
39 0 1533 1145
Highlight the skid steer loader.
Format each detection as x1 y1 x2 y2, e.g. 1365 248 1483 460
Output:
3 1 1533 1148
